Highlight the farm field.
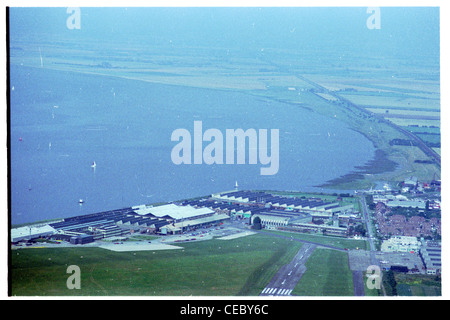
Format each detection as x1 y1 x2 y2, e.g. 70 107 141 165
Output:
366 108 440 118
300 71 441 189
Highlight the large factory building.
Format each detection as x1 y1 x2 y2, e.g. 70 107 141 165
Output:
133 204 229 234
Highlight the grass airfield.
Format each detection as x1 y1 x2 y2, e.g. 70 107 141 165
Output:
12 232 307 296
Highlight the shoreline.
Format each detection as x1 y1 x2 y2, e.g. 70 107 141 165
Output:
316 149 398 190
9 62 439 224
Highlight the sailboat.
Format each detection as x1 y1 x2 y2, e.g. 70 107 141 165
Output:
39 47 43 67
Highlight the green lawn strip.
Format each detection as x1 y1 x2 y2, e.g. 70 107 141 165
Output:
263 229 368 250
292 248 354 296
11 234 303 296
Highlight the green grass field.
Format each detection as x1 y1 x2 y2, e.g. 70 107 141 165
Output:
292 248 354 296
11 234 304 296
394 273 441 296
263 230 369 251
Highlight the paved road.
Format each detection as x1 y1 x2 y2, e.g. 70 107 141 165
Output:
260 243 316 296
352 271 365 296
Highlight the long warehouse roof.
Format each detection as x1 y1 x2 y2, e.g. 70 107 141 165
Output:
133 204 214 220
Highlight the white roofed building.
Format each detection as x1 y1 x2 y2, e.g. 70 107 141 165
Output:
133 204 214 222
133 204 229 235
11 225 56 243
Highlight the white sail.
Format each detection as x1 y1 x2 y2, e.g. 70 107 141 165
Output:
39 47 43 67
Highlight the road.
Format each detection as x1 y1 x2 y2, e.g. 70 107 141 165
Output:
260 243 316 296
358 195 387 296
359 195 380 269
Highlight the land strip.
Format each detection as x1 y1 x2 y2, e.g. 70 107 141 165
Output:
260 243 316 296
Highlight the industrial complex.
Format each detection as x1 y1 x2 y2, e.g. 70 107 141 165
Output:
10 187 442 296
11 189 359 244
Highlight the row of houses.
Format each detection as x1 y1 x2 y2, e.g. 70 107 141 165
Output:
374 202 441 238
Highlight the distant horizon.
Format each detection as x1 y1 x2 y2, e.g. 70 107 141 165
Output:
9 7 440 62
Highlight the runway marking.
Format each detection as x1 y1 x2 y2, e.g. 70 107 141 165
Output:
261 287 293 296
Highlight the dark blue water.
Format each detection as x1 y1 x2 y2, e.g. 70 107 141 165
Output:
10 65 375 225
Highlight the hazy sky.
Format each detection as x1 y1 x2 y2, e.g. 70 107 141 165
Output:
9 7 440 60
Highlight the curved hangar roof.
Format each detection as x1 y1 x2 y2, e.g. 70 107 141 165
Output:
133 204 214 220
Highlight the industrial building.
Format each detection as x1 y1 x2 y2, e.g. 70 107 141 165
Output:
279 222 349 237
11 202 231 243
381 236 421 253
250 210 311 229
11 189 361 243
376 251 424 273
48 207 157 240
211 190 354 215
133 204 230 234
420 241 441 274
186 190 359 236
70 234 94 245
11 224 57 243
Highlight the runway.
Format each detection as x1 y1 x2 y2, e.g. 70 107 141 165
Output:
260 243 316 296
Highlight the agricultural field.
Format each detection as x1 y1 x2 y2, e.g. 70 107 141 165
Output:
299 69 441 189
